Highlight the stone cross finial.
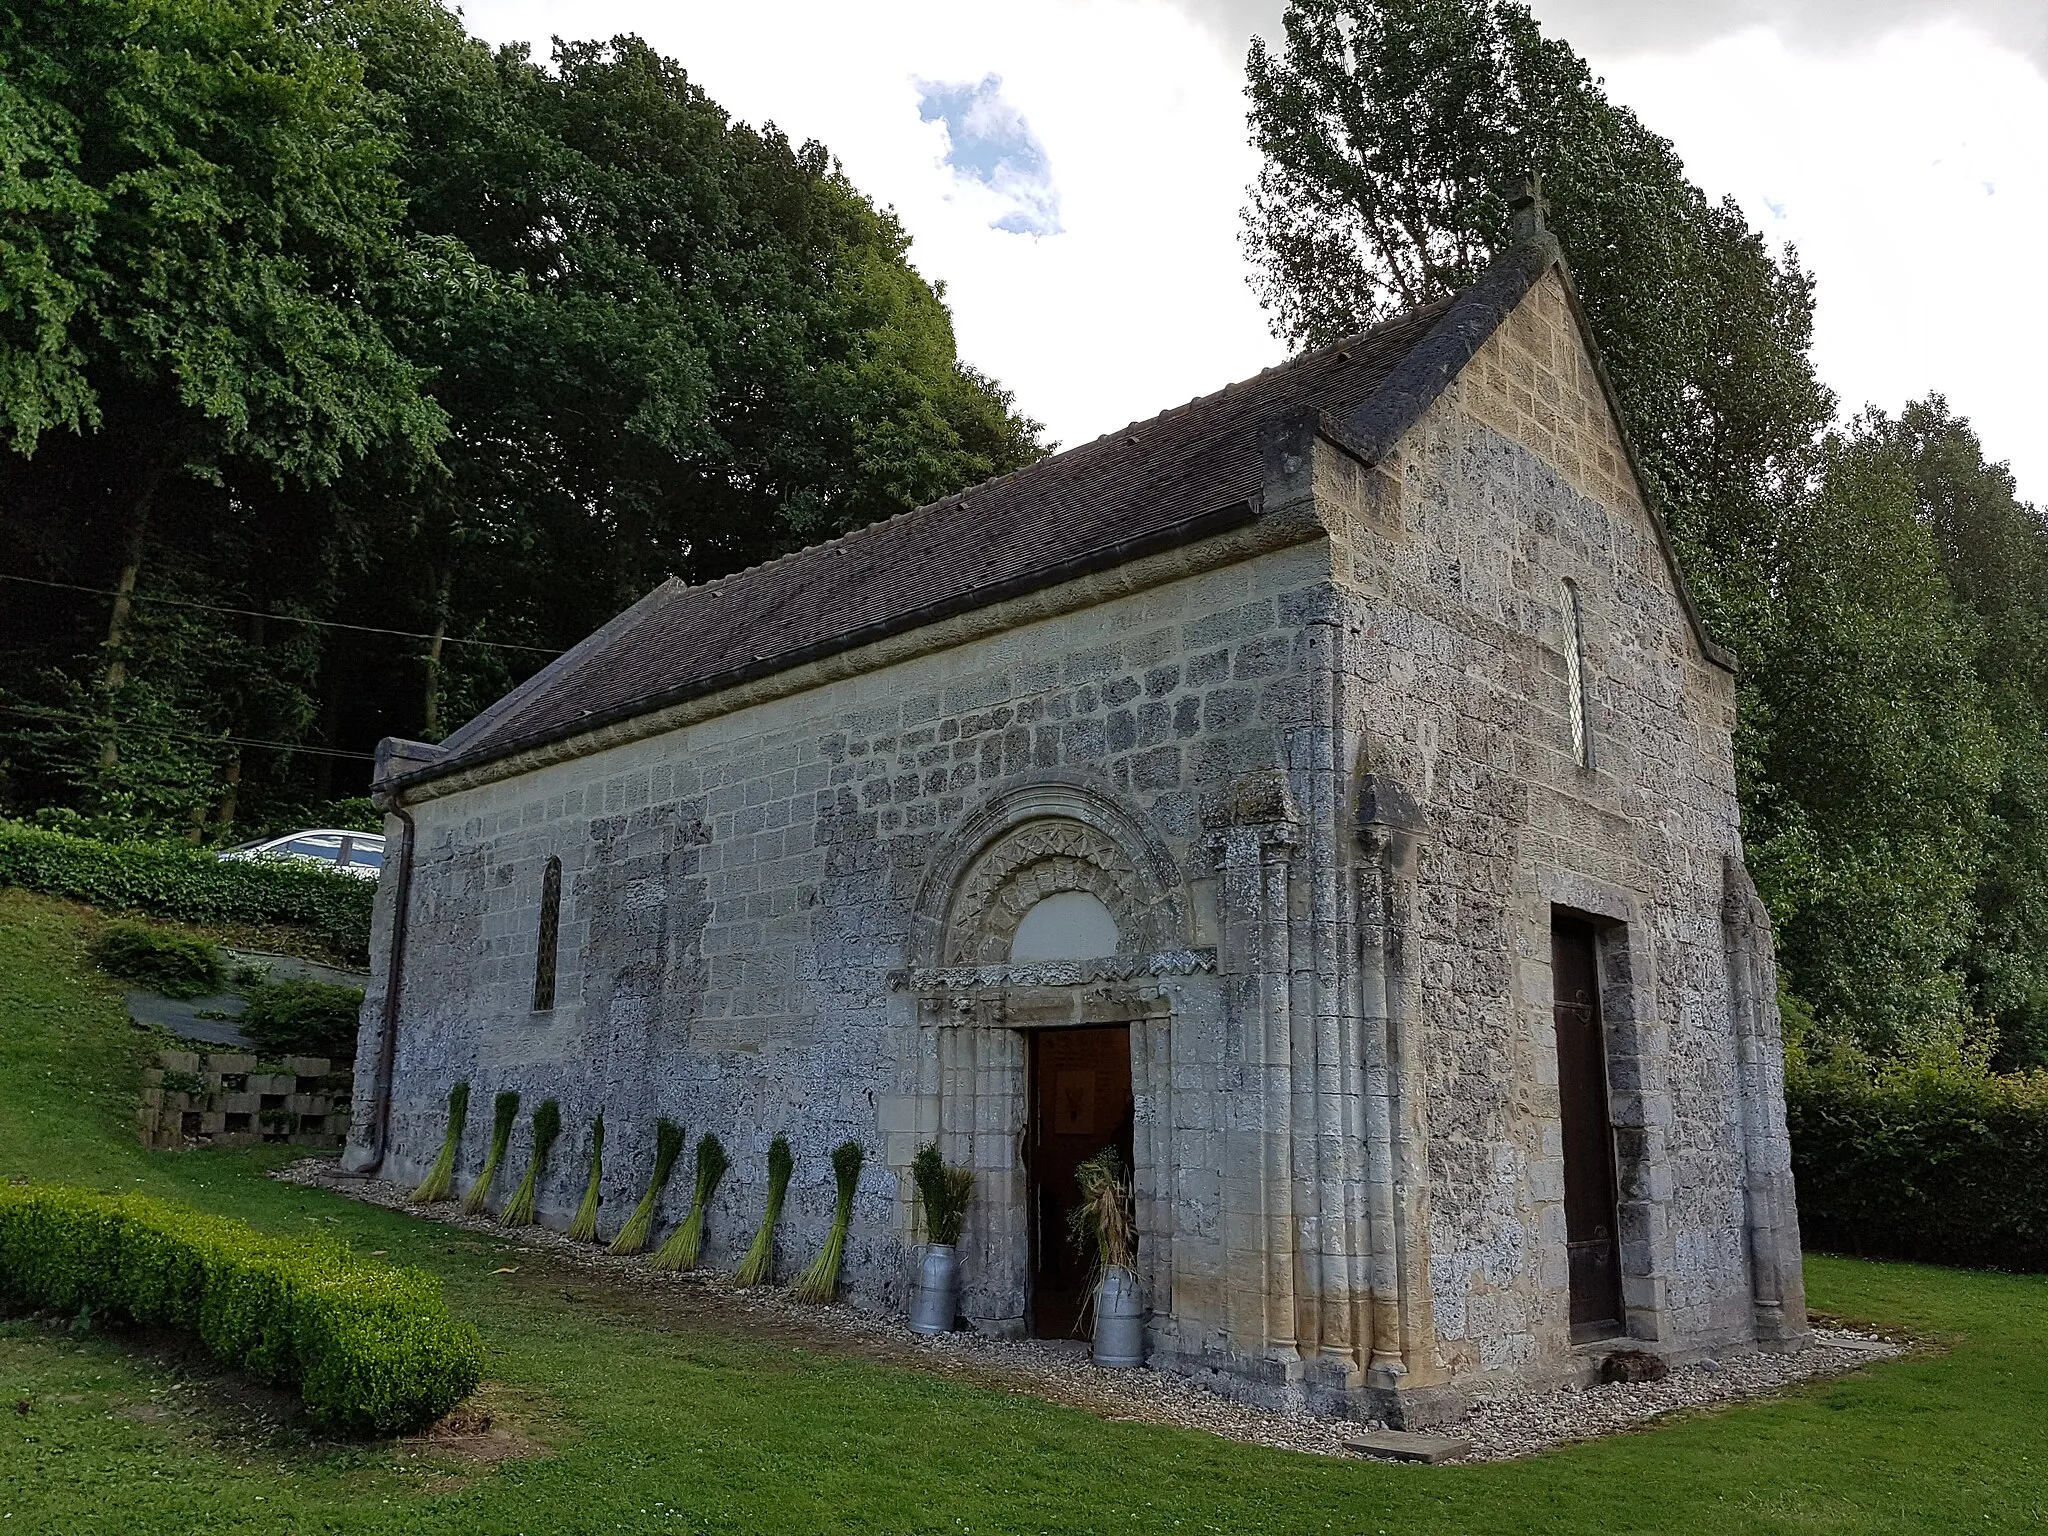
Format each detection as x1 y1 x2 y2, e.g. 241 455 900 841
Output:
1508 173 1549 242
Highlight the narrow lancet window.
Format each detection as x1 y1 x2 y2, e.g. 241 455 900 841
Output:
1562 580 1592 768
532 855 562 1011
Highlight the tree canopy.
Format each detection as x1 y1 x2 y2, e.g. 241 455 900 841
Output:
0 0 1041 833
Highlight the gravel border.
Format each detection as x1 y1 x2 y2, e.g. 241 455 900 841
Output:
277 1158 1904 1463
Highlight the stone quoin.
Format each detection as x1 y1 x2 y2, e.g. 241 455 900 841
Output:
343 215 1807 1428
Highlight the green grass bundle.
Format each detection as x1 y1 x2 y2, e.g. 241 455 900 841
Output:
911 1140 974 1246
500 1098 561 1227
410 1081 470 1204
608 1117 683 1256
733 1135 794 1287
462 1090 520 1215
651 1131 729 1271
789 1141 864 1304
567 1113 605 1242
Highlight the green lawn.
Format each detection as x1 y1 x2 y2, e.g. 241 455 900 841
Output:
1 888 2042 1535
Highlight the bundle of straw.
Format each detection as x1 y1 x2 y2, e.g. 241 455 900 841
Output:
566 1113 605 1242
789 1141 864 1303
1066 1144 1136 1309
410 1081 470 1204
732 1135 793 1286
608 1117 683 1256
911 1141 974 1246
501 1098 561 1227
463 1090 520 1214
651 1131 728 1272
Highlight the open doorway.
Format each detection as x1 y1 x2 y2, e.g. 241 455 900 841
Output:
1552 913 1624 1341
1026 1024 1135 1338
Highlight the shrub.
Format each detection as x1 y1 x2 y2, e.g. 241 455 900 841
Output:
88 920 224 998
0 820 373 962
238 978 365 1060
0 1185 483 1434
1787 1063 2048 1271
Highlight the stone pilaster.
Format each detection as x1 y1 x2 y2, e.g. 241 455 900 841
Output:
1356 773 1457 1427
1205 771 1302 1365
1723 855 1809 1348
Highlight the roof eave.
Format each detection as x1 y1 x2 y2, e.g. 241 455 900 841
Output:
378 497 1263 799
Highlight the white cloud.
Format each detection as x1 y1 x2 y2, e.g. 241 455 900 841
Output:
915 74 1062 237
1595 22 2048 503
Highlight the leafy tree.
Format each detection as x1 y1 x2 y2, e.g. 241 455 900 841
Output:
0 0 445 826
0 0 1043 827
1865 399 2048 1067
1743 425 2005 1060
1242 0 1831 640
1243 0 2044 1063
328 2 1045 736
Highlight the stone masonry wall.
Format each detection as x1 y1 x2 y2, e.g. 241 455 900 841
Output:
1318 266 1759 1384
359 538 1335 1312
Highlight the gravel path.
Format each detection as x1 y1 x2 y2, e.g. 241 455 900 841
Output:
277 1158 1904 1463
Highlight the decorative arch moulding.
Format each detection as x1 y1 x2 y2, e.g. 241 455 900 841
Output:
889 948 1219 998
906 771 1191 975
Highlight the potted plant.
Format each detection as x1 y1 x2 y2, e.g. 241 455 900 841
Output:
1069 1146 1143 1368
908 1141 973 1336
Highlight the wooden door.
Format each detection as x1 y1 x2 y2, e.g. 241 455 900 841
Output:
1552 915 1624 1340
1026 1025 1135 1338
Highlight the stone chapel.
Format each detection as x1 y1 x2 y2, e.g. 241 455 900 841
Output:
343 207 1807 1428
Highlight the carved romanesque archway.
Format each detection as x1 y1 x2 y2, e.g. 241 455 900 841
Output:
908 773 1189 977
895 773 1192 1336
944 819 1143 966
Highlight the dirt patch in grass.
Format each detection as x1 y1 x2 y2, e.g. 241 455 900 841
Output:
404 1396 548 1471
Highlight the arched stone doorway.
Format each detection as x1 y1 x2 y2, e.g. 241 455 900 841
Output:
894 775 1198 1338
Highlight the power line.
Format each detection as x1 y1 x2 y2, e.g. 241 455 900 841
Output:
0 573 565 656
0 702 377 761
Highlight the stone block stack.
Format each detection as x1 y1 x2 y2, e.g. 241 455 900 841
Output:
139 1048 353 1150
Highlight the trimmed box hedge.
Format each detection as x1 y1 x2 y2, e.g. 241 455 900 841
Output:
1787 1064 2048 1272
0 821 373 962
0 1185 482 1434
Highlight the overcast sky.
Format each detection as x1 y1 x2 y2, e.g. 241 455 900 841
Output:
459 0 2046 505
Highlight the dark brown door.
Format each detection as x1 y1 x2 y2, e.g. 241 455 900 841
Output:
1026 1025 1135 1338
1552 915 1624 1341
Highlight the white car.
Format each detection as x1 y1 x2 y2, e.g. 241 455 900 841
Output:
219 828 385 880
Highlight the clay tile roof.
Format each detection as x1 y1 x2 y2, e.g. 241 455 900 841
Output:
430 294 1460 771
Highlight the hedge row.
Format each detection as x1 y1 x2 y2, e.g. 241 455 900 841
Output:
0 1185 482 1434
0 821 373 962
1787 1064 2048 1272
